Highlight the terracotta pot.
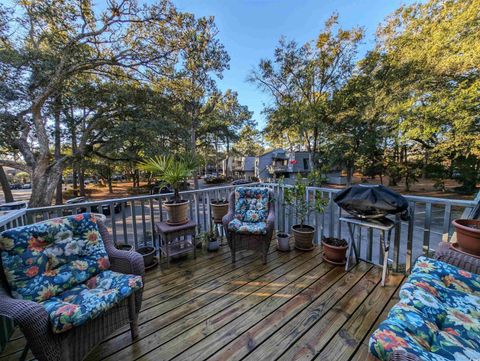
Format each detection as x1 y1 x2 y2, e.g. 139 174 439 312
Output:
164 200 189 225
136 246 156 267
276 232 290 251
322 238 348 265
452 219 480 256
292 225 315 251
210 200 229 223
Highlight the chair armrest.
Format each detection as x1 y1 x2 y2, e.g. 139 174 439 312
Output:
434 242 480 274
222 191 236 231
0 288 48 327
97 219 145 277
266 192 275 232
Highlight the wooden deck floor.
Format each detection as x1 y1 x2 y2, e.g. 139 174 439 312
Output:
1 241 404 361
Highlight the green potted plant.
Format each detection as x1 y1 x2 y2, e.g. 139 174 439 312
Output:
283 175 327 250
199 230 220 252
141 155 196 225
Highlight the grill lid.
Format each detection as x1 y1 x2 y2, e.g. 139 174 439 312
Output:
334 184 409 220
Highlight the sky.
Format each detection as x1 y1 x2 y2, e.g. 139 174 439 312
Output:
169 0 418 130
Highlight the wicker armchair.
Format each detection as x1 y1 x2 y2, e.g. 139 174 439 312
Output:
222 187 275 264
375 242 480 361
0 216 144 361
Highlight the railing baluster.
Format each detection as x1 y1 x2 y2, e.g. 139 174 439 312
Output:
367 228 373 262
406 202 416 273
423 203 432 256
109 203 117 244
149 198 155 249
140 200 147 246
328 193 334 237
393 214 401 272
131 200 138 249
121 202 128 245
442 204 452 241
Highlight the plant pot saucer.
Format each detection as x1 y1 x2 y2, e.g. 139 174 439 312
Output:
144 257 159 271
166 219 189 226
295 244 316 251
449 242 480 259
322 252 346 265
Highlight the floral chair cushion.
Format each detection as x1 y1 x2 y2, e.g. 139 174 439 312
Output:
234 187 270 223
228 219 268 235
41 270 143 333
370 257 480 361
0 213 109 302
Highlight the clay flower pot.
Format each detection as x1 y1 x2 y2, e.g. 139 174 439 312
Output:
164 199 189 225
292 225 315 251
210 200 229 223
136 246 156 268
322 237 348 265
276 232 290 251
452 219 480 256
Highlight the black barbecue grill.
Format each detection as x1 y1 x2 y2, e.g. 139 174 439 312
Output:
334 184 409 221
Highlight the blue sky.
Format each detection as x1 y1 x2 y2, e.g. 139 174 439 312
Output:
167 1 418 129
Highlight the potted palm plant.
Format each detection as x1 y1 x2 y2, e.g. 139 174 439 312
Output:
283 175 327 250
141 155 196 225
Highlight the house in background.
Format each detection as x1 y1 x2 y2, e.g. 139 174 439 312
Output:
222 156 255 179
255 149 312 182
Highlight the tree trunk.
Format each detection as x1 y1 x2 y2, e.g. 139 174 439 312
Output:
346 162 354 187
79 168 85 196
0 166 14 203
29 160 63 207
54 95 63 205
108 176 113 193
191 122 199 189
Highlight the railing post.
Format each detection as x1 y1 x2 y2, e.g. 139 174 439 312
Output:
406 202 416 273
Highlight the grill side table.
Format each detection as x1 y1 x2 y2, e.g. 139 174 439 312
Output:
155 220 197 267
340 216 397 286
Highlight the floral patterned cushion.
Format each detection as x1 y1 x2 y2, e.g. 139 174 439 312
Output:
234 187 270 223
41 270 143 333
228 219 268 235
0 213 109 302
370 257 480 361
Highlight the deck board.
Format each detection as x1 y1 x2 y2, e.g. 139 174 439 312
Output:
1 241 405 361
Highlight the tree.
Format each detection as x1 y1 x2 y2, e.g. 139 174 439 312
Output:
250 15 364 167
233 124 264 156
0 0 187 206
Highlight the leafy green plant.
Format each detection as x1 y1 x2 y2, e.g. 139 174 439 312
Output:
283 175 328 229
140 155 196 203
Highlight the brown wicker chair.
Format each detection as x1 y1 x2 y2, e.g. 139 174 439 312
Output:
0 218 144 361
222 188 275 264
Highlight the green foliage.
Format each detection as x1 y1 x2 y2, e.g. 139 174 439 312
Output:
283 175 328 227
140 155 196 202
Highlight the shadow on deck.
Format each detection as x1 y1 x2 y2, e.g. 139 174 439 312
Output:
1 239 405 361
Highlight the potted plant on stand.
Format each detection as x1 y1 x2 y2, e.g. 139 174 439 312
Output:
141 155 196 225
283 175 327 250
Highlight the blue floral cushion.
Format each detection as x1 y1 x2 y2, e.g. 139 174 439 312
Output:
0 213 110 302
370 257 480 361
228 219 268 235
234 187 270 223
41 270 143 333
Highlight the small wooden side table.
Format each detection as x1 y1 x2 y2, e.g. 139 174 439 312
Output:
155 220 197 266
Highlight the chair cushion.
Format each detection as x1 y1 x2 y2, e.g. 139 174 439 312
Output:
234 187 270 223
0 213 109 302
228 219 268 235
369 257 480 361
41 270 143 333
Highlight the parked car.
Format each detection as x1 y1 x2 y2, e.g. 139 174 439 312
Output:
21 183 31 189
0 201 28 211
64 197 123 216
9 183 22 190
231 179 252 185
